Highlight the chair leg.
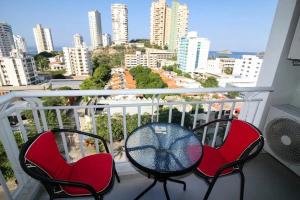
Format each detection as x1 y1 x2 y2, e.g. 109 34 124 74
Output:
203 177 218 200
163 180 170 200
239 170 245 200
114 166 120 183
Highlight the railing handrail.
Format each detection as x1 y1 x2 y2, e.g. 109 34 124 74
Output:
0 87 273 105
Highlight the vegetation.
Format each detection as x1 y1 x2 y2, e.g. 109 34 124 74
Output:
224 67 233 75
50 70 66 79
162 64 191 78
34 51 61 71
201 77 219 88
227 91 240 99
80 64 111 90
129 65 167 89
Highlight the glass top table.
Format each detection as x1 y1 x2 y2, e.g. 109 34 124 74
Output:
125 122 203 200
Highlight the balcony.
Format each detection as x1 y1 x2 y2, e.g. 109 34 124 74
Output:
0 87 299 200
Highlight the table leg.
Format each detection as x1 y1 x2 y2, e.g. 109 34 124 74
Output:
163 180 170 200
134 179 157 200
167 178 186 191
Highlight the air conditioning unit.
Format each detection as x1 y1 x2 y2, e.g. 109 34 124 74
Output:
264 104 300 176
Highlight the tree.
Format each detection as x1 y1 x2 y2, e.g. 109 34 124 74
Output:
201 77 219 88
35 55 50 71
227 92 240 99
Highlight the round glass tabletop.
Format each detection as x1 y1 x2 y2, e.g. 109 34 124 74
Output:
125 123 203 176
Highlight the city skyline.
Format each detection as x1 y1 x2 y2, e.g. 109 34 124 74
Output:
0 0 277 52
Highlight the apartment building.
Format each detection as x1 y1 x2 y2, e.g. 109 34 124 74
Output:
0 22 15 57
13 34 27 53
233 55 263 80
168 0 189 51
33 24 54 53
63 46 92 77
150 0 171 47
177 32 210 73
88 10 103 49
102 33 112 47
207 57 236 74
0 50 38 86
125 48 175 68
73 33 84 48
111 4 128 45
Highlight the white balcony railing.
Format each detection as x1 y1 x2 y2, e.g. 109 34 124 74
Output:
0 87 272 200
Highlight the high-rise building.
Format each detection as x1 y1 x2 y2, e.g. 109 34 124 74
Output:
88 10 103 49
150 0 171 47
233 55 263 80
111 4 128 45
63 46 92 76
177 32 210 73
0 50 38 86
33 24 54 53
0 22 15 57
73 33 83 47
13 35 27 53
102 33 112 47
168 0 189 51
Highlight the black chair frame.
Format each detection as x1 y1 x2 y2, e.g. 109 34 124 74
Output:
19 129 120 200
193 119 264 200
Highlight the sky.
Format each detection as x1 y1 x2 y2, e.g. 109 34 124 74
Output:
0 0 278 52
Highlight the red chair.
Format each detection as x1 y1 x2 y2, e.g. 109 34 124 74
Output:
19 129 120 200
194 119 264 200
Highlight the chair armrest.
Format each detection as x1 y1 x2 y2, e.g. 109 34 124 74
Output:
192 118 233 132
51 129 110 153
214 160 241 177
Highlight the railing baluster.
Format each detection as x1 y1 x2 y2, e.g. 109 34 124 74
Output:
74 109 84 157
224 102 236 140
151 95 154 122
193 103 199 129
122 107 127 139
32 108 42 133
138 106 141 127
252 101 261 124
156 95 160 122
91 108 99 153
202 103 211 144
107 107 114 155
39 109 48 131
168 105 173 123
0 169 13 200
56 109 70 163
16 111 28 142
212 103 224 147
181 104 186 126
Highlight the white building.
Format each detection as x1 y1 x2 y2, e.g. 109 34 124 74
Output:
150 0 171 47
73 33 83 47
88 10 102 49
33 24 54 53
13 35 27 53
0 22 15 57
168 0 189 51
177 32 210 73
63 46 92 77
233 55 263 80
207 57 236 74
0 50 38 86
111 4 128 45
125 48 176 68
102 33 112 47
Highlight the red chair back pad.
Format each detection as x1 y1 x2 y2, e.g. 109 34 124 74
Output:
219 120 260 162
25 131 71 180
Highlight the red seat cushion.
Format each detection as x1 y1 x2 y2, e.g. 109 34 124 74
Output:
197 120 260 177
63 153 113 195
25 131 114 196
197 146 234 177
25 131 71 180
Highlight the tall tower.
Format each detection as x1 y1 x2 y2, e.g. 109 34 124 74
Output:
73 33 83 47
111 4 128 45
33 24 54 53
168 0 189 51
13 35 27 53
150 0 171 48
0 22 15 57
88 10 103 49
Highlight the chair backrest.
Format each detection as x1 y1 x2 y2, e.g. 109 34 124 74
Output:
219 120 261 163
23 131 71 180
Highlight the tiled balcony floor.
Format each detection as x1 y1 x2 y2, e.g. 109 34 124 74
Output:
37 153 300 200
